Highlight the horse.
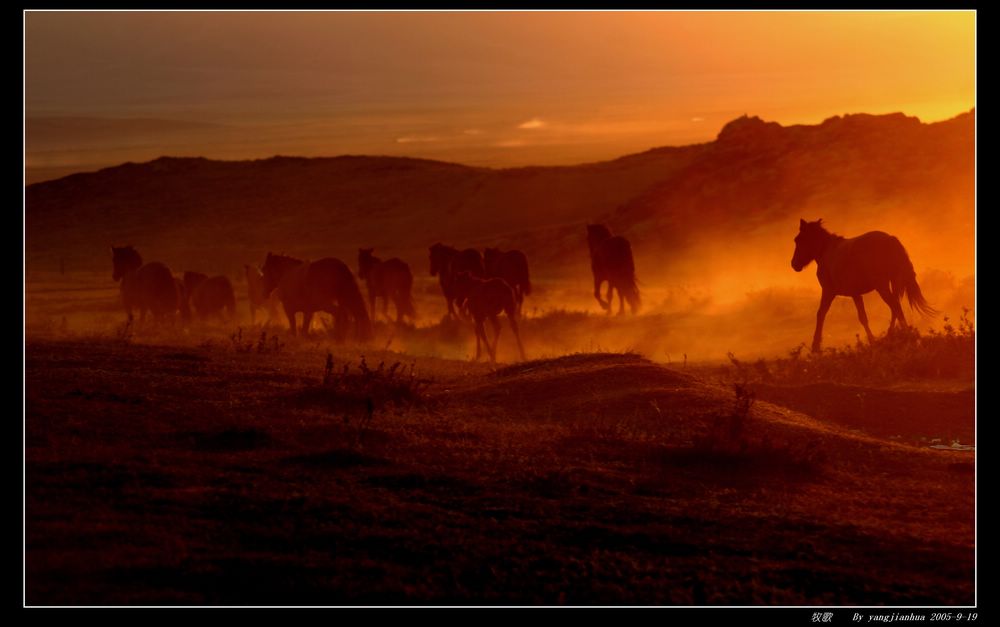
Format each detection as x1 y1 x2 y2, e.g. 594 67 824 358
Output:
586 224 641 315
261 252 373 342
357 248 417 324
484 247 532 316
183 271 236 321
791 218 937 353
452 271 526 364
244 264 280 325
111 245 184 326
429 243 486 320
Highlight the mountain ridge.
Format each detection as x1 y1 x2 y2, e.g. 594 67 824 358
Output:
26 109 974 280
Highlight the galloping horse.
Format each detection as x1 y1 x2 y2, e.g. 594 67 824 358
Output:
261 252 373 342
453 271 526 364
429 243 485 320
244 264 280 325
791 219 937 352
484 247 531 316
358 248 417 324
111 245 184 325
183 271 236 321
586 224 640 315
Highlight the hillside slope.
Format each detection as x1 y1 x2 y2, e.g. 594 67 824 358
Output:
26 110 974 282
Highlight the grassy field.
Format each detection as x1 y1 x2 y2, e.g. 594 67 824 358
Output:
25 315 975 604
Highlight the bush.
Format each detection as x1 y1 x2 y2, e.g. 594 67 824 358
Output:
727 309 974 386
296 354 433 446
693 382 825 477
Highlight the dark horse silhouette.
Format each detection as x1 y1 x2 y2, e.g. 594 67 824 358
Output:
244 264 280 325
484 247 532 316
183 271 236 321
111 245 184 325
453 271 526 364
792 219 937 353
586 224 640 315
261 252 373 341
358 248 417 324
429 243 485 320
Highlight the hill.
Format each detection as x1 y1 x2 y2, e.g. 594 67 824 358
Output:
26 341 974 604
26 110 973 284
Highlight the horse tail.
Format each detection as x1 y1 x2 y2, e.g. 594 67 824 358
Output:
519 256 532 296
397 266 417 320
902 273 938 317
620 241 641 314
620 274 642 315
893 239 938 318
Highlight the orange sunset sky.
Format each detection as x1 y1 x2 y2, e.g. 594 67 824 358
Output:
25 10 975 183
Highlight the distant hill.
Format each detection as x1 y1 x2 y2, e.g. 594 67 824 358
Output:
26 110 974 282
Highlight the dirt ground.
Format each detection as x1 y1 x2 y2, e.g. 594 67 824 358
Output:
25 329 974 605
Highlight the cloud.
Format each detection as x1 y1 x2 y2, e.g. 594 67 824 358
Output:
691 117 705 122
462 128 484 135
395 135 441 144
518 118 547 130
494 139 528 148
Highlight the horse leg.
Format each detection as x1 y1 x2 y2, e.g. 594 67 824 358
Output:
381 294 390 323
852 295 875 344
473 318 485 362
877 285 907 334
490 315 502 363
812 291 835 353
369 290 378 323
508 312 527 361
617 286 626 316
301 310 314 337
594 276 609 311
284 304 298 336
394 292 406 324
485 316 499 364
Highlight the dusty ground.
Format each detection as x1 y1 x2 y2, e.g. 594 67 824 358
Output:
25 329 974 605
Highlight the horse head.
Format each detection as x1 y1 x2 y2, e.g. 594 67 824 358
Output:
183 270 209 294
791 218 829 272
111 245 142 282
358 248 376 280
586 224 613 253
260 251 287 296
429 243 451 277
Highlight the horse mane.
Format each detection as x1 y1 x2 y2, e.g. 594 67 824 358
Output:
112 245 143 267
111 245 144 281
358 248 381 280
587 224 613 251
806 219 845 243
267 253 303 266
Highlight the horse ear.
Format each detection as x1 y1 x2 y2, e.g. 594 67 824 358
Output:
818 218 824 225
799 219 806 229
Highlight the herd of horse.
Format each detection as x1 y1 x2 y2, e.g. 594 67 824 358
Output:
109 219 936 361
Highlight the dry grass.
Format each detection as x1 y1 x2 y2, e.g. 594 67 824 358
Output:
26 337 974 605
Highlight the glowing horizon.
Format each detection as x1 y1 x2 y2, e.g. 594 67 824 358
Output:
25 10 975 181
